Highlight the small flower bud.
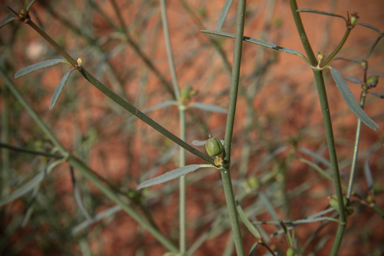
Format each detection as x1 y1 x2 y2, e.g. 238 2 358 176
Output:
77 58 83 67
366 76 379 88
205 137 224 157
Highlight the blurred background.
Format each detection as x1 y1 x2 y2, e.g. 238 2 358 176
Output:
0 0 384 255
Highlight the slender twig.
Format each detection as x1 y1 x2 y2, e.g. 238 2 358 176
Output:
159 0 185 252
289 1 347 254
24 19 215 166
220 0 247 255
0 69 179 253
0 142 64 159
321 28 351 66
346 92 365 200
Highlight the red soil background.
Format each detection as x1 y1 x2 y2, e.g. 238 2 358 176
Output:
1 0 384 255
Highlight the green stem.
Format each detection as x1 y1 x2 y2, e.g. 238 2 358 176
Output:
220 169 245 256
0 142 64 159
220 0 247 255
25 20 215 166
159 0 185 251
288 0 317 66
321 28 351 67
346 92 365 200
0 69 179 253
313 69 346 255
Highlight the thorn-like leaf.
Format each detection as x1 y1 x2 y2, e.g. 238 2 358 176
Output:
0 16 17 29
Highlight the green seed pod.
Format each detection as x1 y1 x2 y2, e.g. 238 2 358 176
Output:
329 195 348 212
286 248 296 256
350 12 359 26
366 76 379 87
205 137 224 157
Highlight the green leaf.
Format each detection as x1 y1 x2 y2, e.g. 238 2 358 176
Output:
364 155 374 190
236 201 261 239
345 76 362 84
15 59 69 78
137 164 203 190
0 17 17 29
278 219 293 247
249 242 260 256
328 66 378 130
368 92 384 99
0 170 44 207
201 30 310 64
355 22 383 37
49 69 74 109
334 57 361 64
190 102 227 113
215 0 233 31
297 8 347 21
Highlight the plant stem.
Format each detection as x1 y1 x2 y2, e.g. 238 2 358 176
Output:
288 0 317 66
0 69 179 253
321 28 351 67
159 0 185 252
25 20 215 166
0 142 64 159
313 69 346 255
346 92 365 200
220 169 245 256
220 0 247 255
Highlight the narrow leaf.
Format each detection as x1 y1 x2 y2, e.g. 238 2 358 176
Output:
328 66 378 130
201 30 310 64
366 36 382 60
236 201 261 239
298 147 332 168
368 92 384 99
0 170 44 207
0 17 17 29
215 0 233 31
345 76 362 84
356 22 383 37
249 242 260 256
190 102 228 113
298 157 348 190
49 69 74 109
297 8 347 21
15 59 68 78
334 57 361 64
137 164 202 190
364 155 374 190
279 219 293 247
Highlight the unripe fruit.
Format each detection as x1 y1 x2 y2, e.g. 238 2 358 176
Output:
286 248 296 256
329 195 348 212
205 137 224 157
366 76 379 87
350 12 359 26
